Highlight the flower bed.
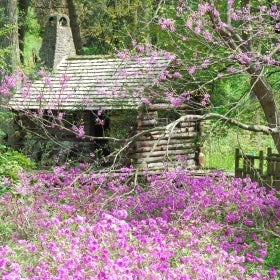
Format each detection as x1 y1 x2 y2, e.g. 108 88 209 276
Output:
0 165 279 279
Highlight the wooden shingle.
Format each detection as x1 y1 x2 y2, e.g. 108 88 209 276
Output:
10 55 170 111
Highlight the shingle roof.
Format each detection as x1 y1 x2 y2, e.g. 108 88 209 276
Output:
9 55 170 111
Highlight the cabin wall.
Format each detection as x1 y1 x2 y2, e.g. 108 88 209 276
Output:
12 108 203 170
128 108 202 171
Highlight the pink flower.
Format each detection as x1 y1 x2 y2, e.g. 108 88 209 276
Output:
202 31 213 42
269 267 277 278
169 96 184 107
188 66 196 75
141 97 151 105
113 210 128 220
44 76 51 86
158 18 176 32
136 45 145 53
116 49 129 59
72 124 85 138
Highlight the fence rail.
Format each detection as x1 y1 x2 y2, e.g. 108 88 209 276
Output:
235 148 280 188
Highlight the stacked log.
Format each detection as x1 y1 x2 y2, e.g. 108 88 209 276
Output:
128 109 202 172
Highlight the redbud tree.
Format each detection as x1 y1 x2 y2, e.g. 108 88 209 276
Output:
151 0 280 153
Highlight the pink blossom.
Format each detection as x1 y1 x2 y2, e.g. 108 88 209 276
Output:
38 69 46 76
72 124 85 138
201 93 210 107
163 51 176 61
115 49 130 59
169 96 184 107
188 66 196 75
44 76 51 86
194 25 201 34
202 31 213 42
269 267 277 278
227 0 234 8
158 18 176 32
227 67 237 73
201 59 210 69
185 18 193 29
172 72 182 78
259 6 267 13
136 45 145 53
198 4 211 14
236 52 252 65
2 177 10 185
0 75 17 97
97 108 104 116
131 39 137 47
141 97 151 105
96 118 104 125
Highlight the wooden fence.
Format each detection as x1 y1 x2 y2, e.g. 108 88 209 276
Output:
235 148 280 188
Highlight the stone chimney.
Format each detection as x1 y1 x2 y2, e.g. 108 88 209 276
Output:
39 14 76 69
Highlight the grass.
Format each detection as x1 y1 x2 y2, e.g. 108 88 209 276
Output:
265 235 280 270
203 125 276 172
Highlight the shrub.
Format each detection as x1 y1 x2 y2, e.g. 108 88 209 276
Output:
0 145 35 195
0 166 279 279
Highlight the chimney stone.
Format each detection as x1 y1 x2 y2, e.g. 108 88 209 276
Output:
39 14 76 70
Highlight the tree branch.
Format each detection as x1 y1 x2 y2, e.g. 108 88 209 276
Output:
167 113 278 135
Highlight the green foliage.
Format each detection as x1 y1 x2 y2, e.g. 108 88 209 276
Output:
204 126 275 172
107 110 137 157
0 8 14 73
22 8 42 72
0 109 14 140
25 8 41 37
211 75 250 114
0 145 35 195
265 235 280 270
76 0 174 54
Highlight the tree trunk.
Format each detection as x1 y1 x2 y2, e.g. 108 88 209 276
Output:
0 0 20 75
18 0 29 64
67 0 83 54
250 72 280 153
208 0 280 154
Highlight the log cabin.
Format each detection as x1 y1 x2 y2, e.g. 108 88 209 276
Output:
9 14 204 171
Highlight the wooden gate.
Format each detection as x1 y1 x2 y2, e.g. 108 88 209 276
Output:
235 148 280 188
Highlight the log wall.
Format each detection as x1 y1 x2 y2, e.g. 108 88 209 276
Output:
128 108 202 172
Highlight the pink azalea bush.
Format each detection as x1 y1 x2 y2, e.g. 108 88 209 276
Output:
0 165 279 279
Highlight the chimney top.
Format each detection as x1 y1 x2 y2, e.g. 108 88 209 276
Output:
39 14 76 70
47 14 70 27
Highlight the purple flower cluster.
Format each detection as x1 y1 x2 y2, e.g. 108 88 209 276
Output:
0 166 279 279
0 73 20 97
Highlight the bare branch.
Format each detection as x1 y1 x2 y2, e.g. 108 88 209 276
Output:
167 113 278 135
